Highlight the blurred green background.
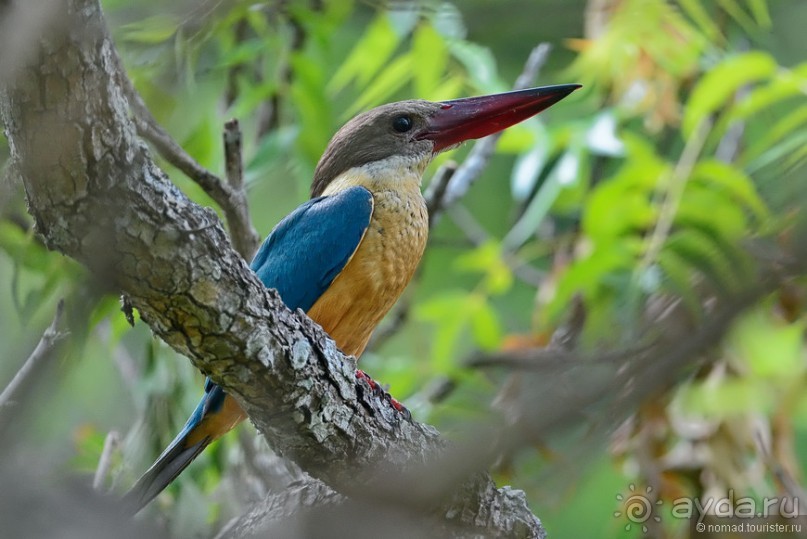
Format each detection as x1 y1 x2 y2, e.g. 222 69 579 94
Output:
2 0 806 537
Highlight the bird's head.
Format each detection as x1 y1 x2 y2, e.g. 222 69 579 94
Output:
311 84 581 197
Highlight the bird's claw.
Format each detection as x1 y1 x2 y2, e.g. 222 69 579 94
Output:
355 370 411 420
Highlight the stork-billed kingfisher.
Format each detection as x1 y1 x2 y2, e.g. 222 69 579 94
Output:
124 83 580 512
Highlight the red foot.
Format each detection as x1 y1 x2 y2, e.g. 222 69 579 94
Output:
355 370 410 419
355 369 377 389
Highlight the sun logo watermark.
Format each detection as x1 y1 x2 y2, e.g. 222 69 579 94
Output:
614 484 663 533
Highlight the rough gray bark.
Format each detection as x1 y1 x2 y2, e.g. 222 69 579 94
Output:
216 476 541 539
0 0 544 537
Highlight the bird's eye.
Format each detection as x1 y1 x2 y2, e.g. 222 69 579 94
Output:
392 115 413 133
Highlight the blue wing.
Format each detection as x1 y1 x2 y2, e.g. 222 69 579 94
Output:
124 186 373 513
250 185 374 311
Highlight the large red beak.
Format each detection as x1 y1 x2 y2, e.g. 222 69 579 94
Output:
419 84 581 152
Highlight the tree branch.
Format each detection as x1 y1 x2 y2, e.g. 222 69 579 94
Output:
0 299 67 412
113 45 260 260
0 1 544 536
223 119 244 190
93 431 121 492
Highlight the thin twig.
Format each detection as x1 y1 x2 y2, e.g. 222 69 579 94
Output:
548 293 586 350
438 43 553 212
219 118 260 260
754 428 807 508
424 161 456 229
224 119 244 189
113 49 260 260
93 430 120 492
0 299 67 410
365 295 412 351
636 117 712 276
716 39 749 164
422 376 456 404
716 115 745 163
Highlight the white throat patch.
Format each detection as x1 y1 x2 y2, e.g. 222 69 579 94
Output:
322 153 430 196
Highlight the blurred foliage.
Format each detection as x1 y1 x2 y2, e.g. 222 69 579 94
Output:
1 0 806 538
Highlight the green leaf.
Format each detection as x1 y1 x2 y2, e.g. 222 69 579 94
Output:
679 379 773 417
70 426 110 474
497 124 539 154
504 147 584 250
657 251 703 317
345 54 414 116
746 103 807 162
663 228 741 293
180 116 218 173
746 128 807 174
412 24 448 97
716 0 760 34
747 0 772 28
290 54 331 163
231 79 277 118
248 126 298 174
0 222 72 275
691 160 769 224
428 75 465 102
729 66 807 122
20 272 62 323
328 15 402 94
676 185 748 241
245 7 271 35
546 246 636 322
731 308 804 378
469 295 502 351
447 41 504 93
794 394 807 427
430 2 466 39
583 178 657 244
415 291 470 371
683 51 777 137
320 0 355 27
679 0 722 41
782 140 807 174
217 38 267 68
119 15 179 44
455 242 513 295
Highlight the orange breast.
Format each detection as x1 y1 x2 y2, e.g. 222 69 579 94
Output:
306 187 428 357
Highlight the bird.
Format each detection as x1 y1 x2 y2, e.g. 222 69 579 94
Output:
123 83 580 512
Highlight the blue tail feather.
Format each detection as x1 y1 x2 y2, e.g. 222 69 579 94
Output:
123 382 225 513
